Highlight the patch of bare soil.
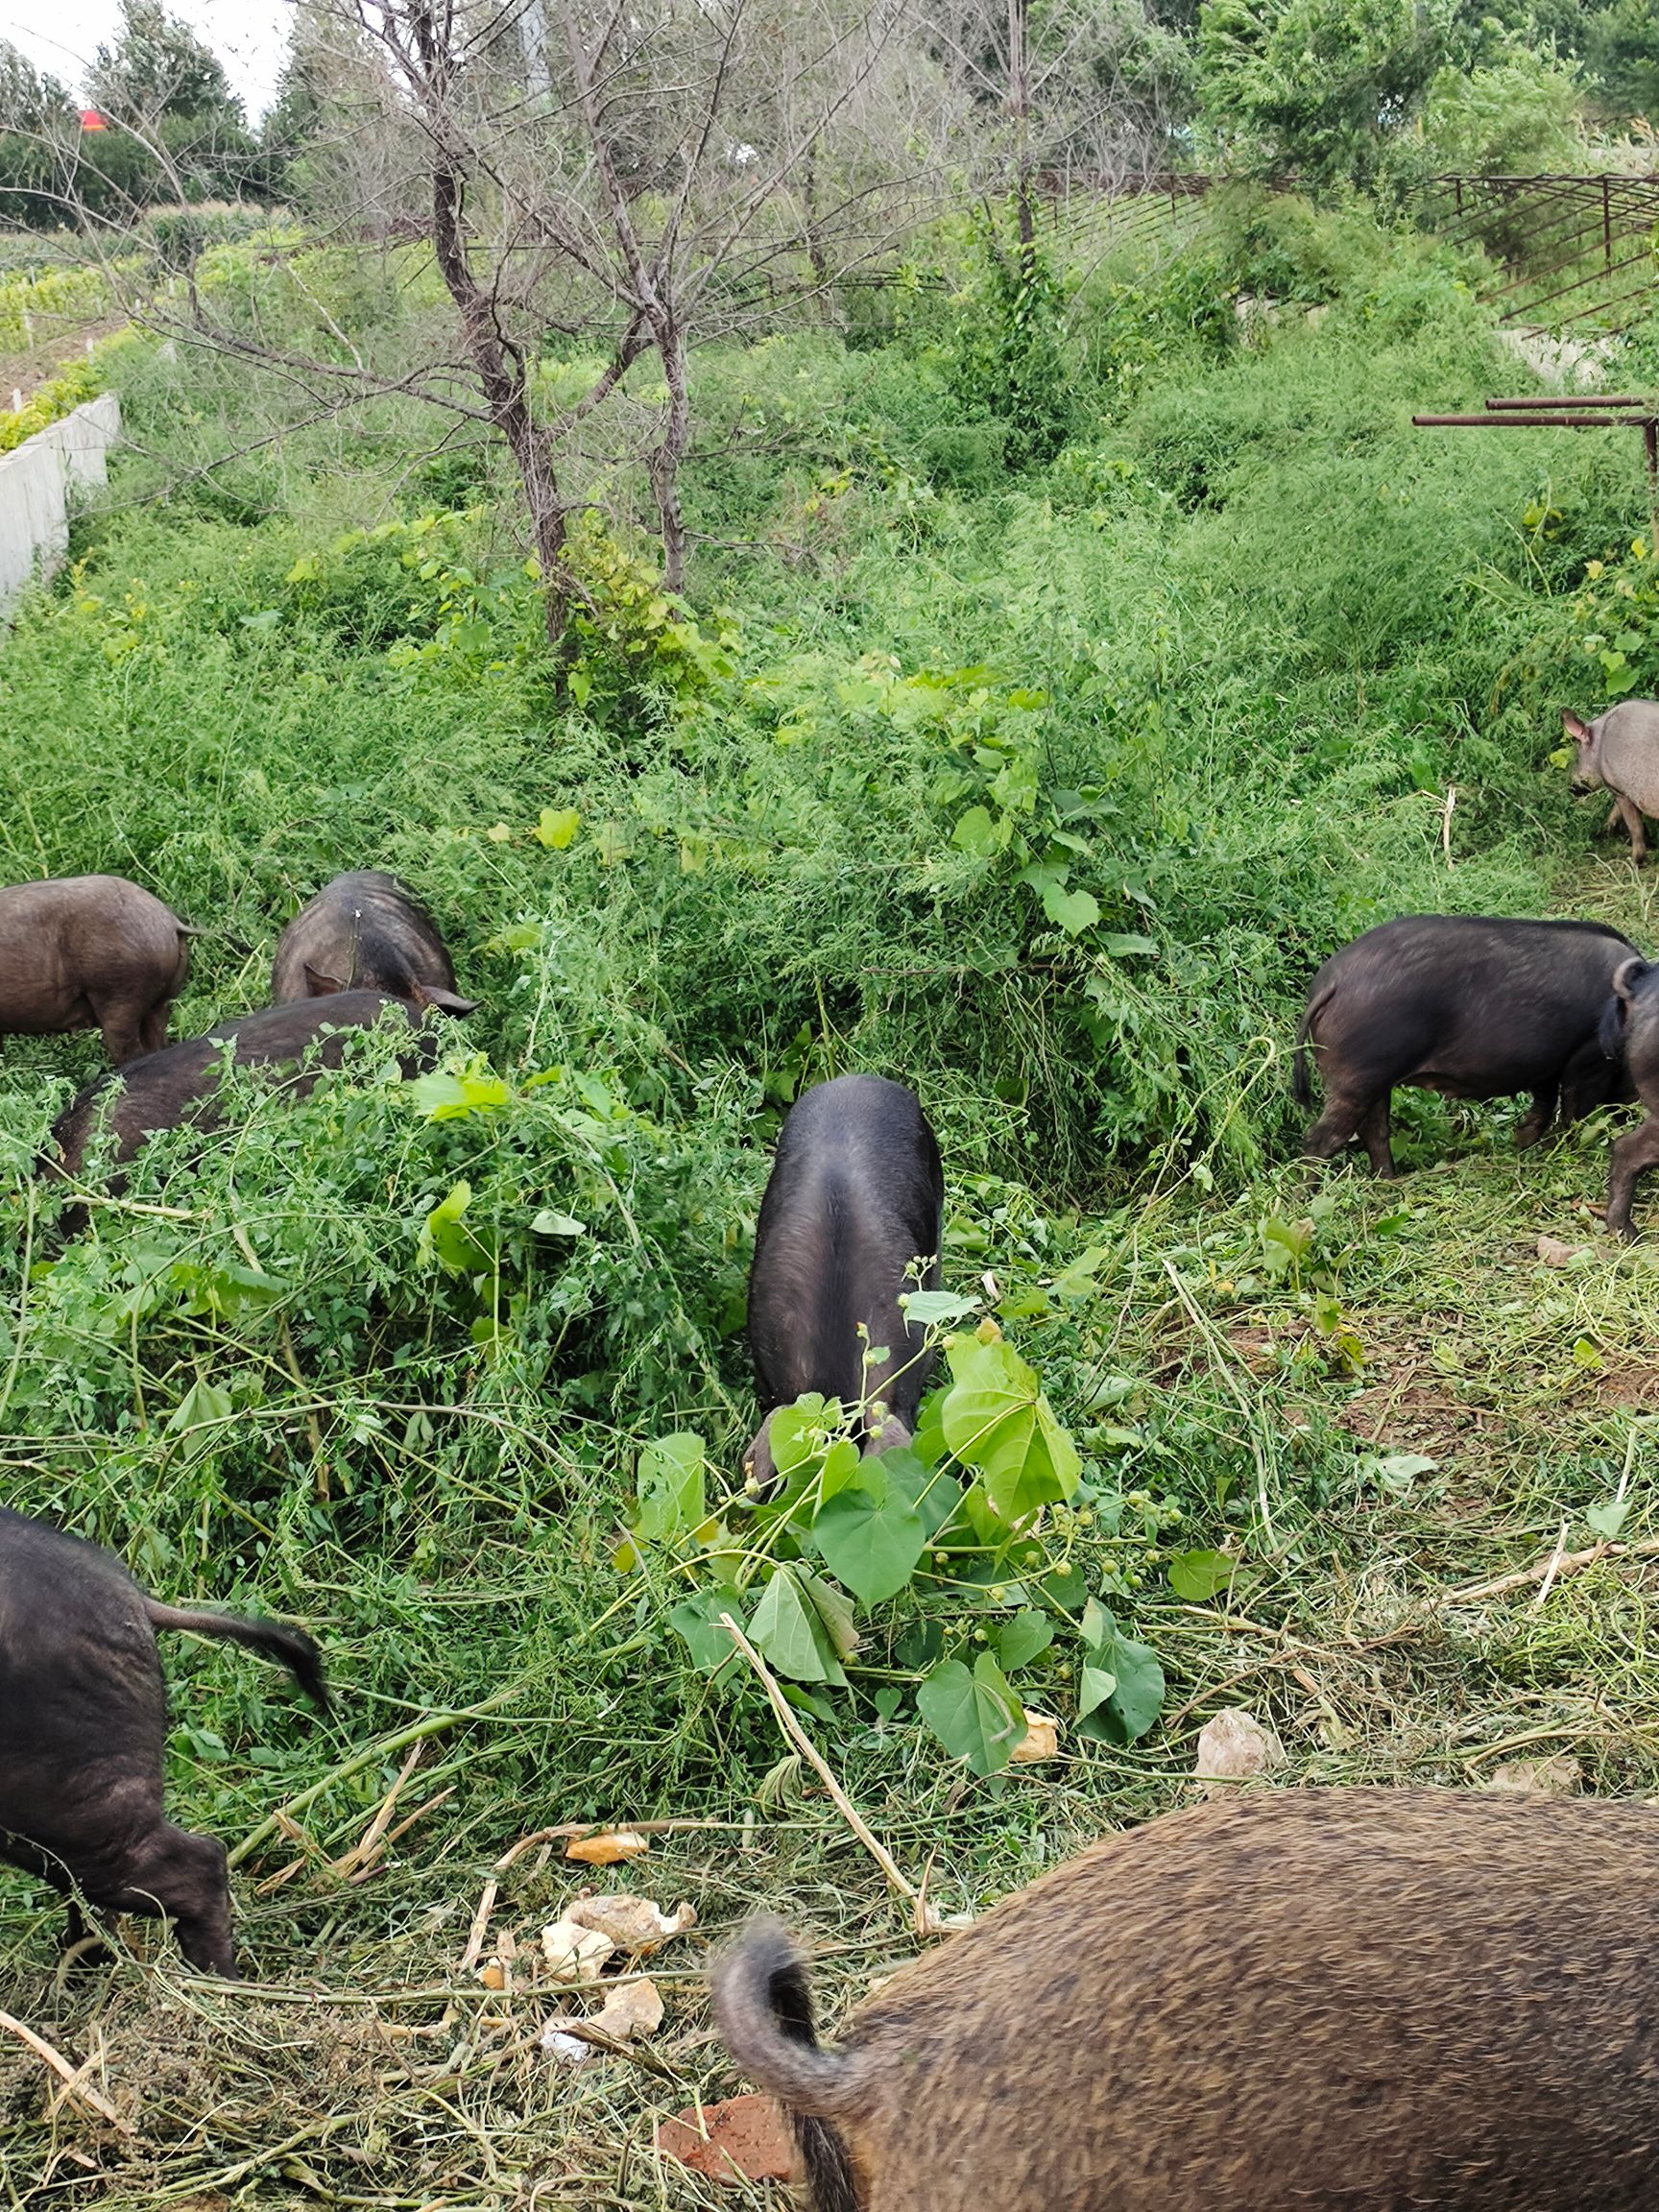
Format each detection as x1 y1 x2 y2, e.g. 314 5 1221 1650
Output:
1335 1377 1499 1458
1597 1362 1659 1409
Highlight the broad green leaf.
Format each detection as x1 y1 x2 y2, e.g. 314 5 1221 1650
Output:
749 1567 847 1686
410 1070 511 1120
994 1608 1054 1671
817 1437 865 1503
635 1432 706 1545
1042 882 1100 936
1587 1496 1630 1540
917 1651 1024 1776
1166 1549 1237 1602
530 1208 587 1237
168 1260 282 1318
939 1332 1081 1522
419 1181 495 1274
900 1289 979 1330
799 1568 861 1661
951 805 999 857
669 1586 746 1680
1098 932 1157 956
879 1446 961 1537
768 1395 841 1479
534 805 581 850
1077 1613 1165 1745
167 1377 233 1434
811 1482 928 1606
1050 1245 1110 1299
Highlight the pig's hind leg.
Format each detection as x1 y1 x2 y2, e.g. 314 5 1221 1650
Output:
1303 1083 1395 1177
1616 793 1649 864
1515 1087 1558 1148
94 1005 147 1066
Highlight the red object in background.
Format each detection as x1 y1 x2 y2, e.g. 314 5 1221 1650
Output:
79 109 108 132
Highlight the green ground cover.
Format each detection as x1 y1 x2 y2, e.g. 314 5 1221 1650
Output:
5 197 1659 2205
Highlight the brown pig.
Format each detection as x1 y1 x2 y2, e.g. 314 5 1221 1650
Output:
0 873 190 1064
715 1787 1659 2212
45 989 443 1182
0 1504 326 1975
271 870 475 1013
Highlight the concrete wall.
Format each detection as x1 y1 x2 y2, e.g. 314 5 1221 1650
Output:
0 390 121 613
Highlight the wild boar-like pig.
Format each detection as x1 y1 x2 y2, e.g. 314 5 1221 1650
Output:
1294 914 1637 1176
0 874 190 1064
715 1787 1659 2212
271 869 476 1012
1563 700 1659 862
746 1074 944 1486
0 1505 326 1975
46 989 441 1182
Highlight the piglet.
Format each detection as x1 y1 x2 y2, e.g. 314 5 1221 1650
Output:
271 870 475 1013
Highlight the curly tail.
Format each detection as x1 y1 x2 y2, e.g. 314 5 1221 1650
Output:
1599 955 1651 1062
145 1602 329 1712
711 1918 862 2212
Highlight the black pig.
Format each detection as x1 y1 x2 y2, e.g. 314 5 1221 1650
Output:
1599 955 1659 1238
746 1075 944 1485
46 989 442 1181
271 870 475 1013
1293 915 1638 1176
0 1506 326 1975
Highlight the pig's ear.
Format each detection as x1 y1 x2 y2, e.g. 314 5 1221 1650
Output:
1562 709 1593 742
303 963 348 997
413 983 480 1018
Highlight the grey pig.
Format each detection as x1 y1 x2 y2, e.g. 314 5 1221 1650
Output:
0 873 190 1064
271 870 476 1012
715 1786 1659 2212
745 1075 944 1487
1563 699 1659 861
0 1505 326 1976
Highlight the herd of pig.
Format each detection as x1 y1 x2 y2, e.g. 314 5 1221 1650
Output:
9 703 1659 2206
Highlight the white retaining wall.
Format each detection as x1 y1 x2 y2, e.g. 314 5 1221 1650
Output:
0 390 121 613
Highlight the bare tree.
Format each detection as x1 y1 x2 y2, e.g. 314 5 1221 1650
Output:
31 0 942 650
923 0 1188 247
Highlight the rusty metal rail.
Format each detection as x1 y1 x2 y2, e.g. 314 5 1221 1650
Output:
1413 392 1659 537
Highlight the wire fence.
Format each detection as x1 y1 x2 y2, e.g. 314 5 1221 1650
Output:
1407 173 1659 336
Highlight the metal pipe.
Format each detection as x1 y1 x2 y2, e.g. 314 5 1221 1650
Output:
1411 414 1658 427
1485 395 1651 409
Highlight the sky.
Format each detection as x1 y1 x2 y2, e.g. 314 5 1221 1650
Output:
5 0 292 120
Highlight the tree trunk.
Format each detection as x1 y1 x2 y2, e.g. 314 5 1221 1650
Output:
421 84 569 650
1007 0 1035 268
651 319 691 593
802 135 840 327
